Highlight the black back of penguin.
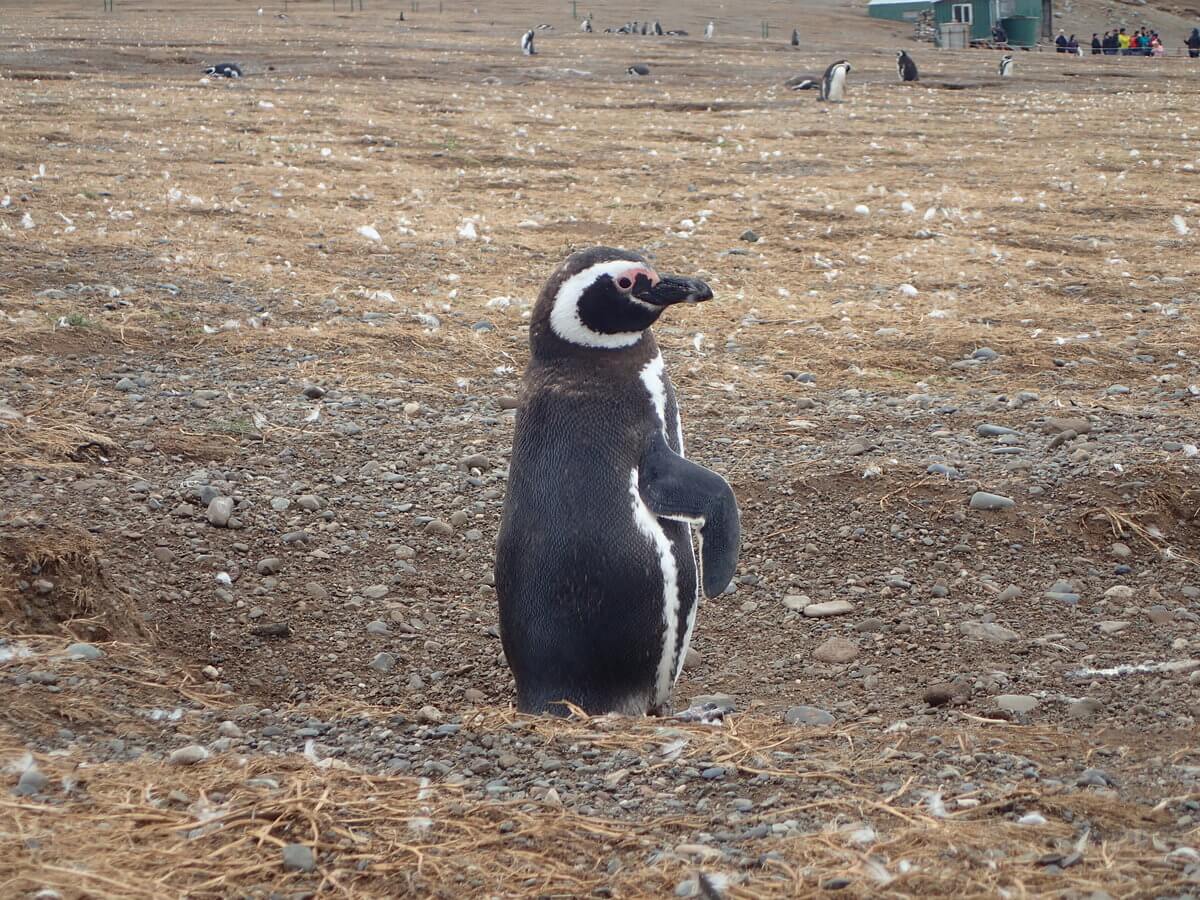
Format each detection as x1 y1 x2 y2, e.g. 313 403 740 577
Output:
897 50 918 81
496 247 739 717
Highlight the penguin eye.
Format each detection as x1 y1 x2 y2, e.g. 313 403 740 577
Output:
616 276 633 291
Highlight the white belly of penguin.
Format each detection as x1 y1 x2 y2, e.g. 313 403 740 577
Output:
633 353 701 705
827 69 846 101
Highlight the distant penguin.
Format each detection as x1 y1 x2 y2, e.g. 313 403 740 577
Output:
496 247 740 717
580 16 592 32
521 29 536 55
704 20 715 39
654 20 663 35
536 23 553 29
819 59 851 102
641 21 648 34
897 50 919 82
998 54 1014 77
204 62 242 78
628 63 651 75
631 20 639 34
791 28 800 47
785 73 818 90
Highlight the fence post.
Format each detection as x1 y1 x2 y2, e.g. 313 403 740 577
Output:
571 0 577 19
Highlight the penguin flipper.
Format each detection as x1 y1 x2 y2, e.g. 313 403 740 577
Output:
639 434 741 599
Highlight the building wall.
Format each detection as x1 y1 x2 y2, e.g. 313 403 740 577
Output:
867 0 933 21
933 0 992 40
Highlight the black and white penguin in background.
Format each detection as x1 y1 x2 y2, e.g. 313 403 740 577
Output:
998 54 1014 77
704 20 715 39
496 247 741 717
628 63 651 76
580 16 592 32
204 62 242 78
819 59 851 102
521 29 536 55
791 28 800 47
653 20 663 35
897 50 918 81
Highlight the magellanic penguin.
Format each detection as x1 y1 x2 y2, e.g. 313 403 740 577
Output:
496 247 741 717
653 20 663 36
998 54 1014 77
819 59 851 102
791 28 800 47
580 16 592 32
204 62 243 78
704 20 715 39
628 63 651 76
897 50 918 82
521 29 536 55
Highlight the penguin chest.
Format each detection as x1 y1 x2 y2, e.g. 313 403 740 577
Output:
827 69 847 101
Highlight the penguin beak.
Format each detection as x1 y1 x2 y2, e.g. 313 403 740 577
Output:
633 274 713 306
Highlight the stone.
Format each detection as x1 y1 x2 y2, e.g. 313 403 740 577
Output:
296 494 322 511
996 694 1038 714
417 705 443 724
168 745 209 766
1077 768 1114 788
1110 542 1132 560
281 843 316 872
739 229 760 243
813 637 859 664
256 557 282 575
803 599 855 618
682 646 702 671
1068 698 1104 720
65 642 104 660
366 619 389 635
424 519 454 536
978 424 1020 437
969 491 1015 511
206 496 234 527
923 683 958 707
370 652 396 672
1042 417 1092 435
960 621 1019 642
363 584 389 599
784 705 835 726
996 585 1022 603
782 594 808 611
301 384 326 400
14 767 49 796
1097 620 1129 635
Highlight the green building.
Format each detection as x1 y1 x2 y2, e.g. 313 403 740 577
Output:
867 0 934 23
931 0 1051 46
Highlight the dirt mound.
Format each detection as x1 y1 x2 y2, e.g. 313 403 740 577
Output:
0 525 146 641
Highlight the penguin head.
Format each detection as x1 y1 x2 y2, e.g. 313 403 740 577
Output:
532 247 712 352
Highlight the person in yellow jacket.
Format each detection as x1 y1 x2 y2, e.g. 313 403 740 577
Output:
1118 29 1131 54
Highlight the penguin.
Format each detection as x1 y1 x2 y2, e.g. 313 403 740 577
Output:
791 28 800 47
536 23 553 29
580 17 592 32
628 63 651 76
897 50 919 82
521 29 536 55
641 21 648 34
785 74 818 91
665 29 688 36
998 54 1014 77
204 62 242 78
653 20 663 35
819 59 851 102
495 247 741 717
704 20 715 39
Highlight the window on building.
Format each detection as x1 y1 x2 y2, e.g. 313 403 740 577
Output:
952 2 973 23
997 0 1015 16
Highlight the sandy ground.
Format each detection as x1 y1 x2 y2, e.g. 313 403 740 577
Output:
2 0 1200 896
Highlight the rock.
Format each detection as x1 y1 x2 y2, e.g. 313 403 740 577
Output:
969 491 1015 511
978 424 1020 437
1077 768 1114 788
449 510 469 528
296 494 322 511
370 652 396 672
960 621 1019 642
115 376 138 392
65 642 104 660
784 705 835 726
803 600 855 618
1103 585 1133 600
1042 417 1092 435
972 347 999 361
424 519 454 536
14 767 49 796
1110 542 1132 560
682 646 703 671
365 619 389 635
305 582 329 600
739 229 760 243
813 637 859 664
206 496 234 527
782 594 809 611
464 688 486 703
1147 605 1173 625
168 745 209 766
363 584 389 600
1097 621 1129 635
1068 698 1103 720
417 705 443 724
281 843 316 872
218 720 243 738
854 617 885 633
256 557 282 575
923 683 958 707
996 585 1022 603
461 453 490 469
996 694 1038 714
250 622 291 638
301 384 326 400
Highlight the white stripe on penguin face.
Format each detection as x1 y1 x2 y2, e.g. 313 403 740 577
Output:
549 260 657 349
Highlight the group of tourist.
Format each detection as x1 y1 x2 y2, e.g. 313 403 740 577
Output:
1054 27 1200 58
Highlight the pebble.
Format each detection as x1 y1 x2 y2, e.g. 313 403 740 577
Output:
784 705 835 726
1077 768 1114 788
996 585 1022 602
296 494 322 511
996 694 1038 714
978 424 1020 437
1110 542 1132 560
14 767 49 796
301 384 326 400
682 646 703 671
740 229 760 243
281 843 317 872
969 491 1015 511
417 705 443 724
168 745 209 766
65 642 104 660
1043 417 1092 435
1097 621 1129 635
854 617 885 633
803 600 855 618
206 496 234 527
366 620 389 635
1068 698 1103 720
424 519 454 536
812 637 859 664
370 652 396 672
363 584 389 599
923 683 958 707
256 557 282 575
218 720 243 738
